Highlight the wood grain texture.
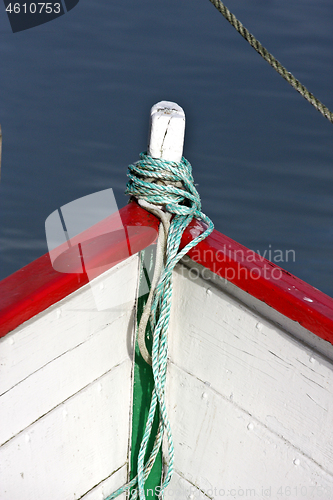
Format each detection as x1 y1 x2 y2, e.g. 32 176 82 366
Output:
0 312 133 446
166 364 333 499
0 362 131 500
180 256 333 362
148 101 185 162
1 199 333 499
0 256 139 499
0 201 158 337
166 471 210 499
1 201 333 344
0 255 138 396
181 219 333 342
166 262 333 489
80 465 127 500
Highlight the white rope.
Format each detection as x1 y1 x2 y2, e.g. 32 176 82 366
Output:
137 200 172 365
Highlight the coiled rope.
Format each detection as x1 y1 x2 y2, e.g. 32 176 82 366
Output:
208 0 333 124
106 152 214 500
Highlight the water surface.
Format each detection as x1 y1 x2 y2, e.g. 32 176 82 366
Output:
1 0 332 296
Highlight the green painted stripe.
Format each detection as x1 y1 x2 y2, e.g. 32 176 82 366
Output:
130 248 162 499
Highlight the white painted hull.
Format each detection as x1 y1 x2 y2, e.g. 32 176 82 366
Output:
166 260 333 499
1 248 333 499
0 255 138 500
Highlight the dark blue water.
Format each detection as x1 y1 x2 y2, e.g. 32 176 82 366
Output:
1 0 333 297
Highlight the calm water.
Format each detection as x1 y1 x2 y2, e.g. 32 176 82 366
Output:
1 0 333 296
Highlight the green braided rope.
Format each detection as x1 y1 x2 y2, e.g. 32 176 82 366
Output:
208 0 333 124
106 152 214 500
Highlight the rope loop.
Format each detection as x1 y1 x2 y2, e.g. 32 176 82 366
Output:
126 152 202 216
107 152 214 500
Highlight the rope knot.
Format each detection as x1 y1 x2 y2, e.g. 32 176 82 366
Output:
108 152 214 500
125 152 202 216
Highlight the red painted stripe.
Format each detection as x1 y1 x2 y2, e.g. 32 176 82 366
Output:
0 202 159 337
1 201 333 344
182 219 333 344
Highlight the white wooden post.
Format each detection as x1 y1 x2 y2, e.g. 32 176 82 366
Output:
136 102 186 364
148 101 186 162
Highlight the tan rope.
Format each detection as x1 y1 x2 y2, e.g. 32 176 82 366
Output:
208 0 333 124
